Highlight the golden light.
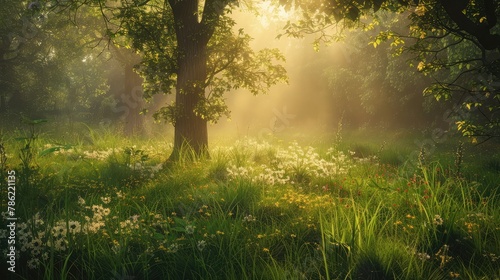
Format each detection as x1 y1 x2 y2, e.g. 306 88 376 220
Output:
255 1 296 28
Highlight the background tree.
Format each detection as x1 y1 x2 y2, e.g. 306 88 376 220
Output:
394 1 500 142
324 14 438 129
0 1 114 125
283 0 500 141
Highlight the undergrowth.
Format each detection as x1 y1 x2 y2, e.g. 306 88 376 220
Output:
0 127 498 279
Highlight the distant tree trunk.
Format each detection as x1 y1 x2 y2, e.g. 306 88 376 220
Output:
110 46 146 136
0 94 5 113
123 59 146 136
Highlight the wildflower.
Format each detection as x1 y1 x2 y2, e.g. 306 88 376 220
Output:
116 191 125 199
33 212 44 226
51 225 67 238
158 244 167 251
464 222 478 233
433 215 444 226
92 205 111 217
150 163 163 173
436 245 452 269
243 215 256 222
87 221 105 233
185 225 196 234
168 243 179 253
68 220 82 234
17 222 28 232
197 240 207 252
263 248 270 252
27 258 40 269
130 215 140 222
53 238 68 251
216 231 224 235
101 197 111 204
112 240 121 255
30 238 43 251
416 252 431 261
78 196 86 206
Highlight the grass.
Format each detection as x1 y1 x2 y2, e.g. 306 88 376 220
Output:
0 124 499 279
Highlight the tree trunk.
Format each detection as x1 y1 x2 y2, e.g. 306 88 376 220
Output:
168 0 214 160
170 41 209 160
123 60 146 136
0 94 5 113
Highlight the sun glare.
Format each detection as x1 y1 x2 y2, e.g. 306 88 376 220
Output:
256 1 296 28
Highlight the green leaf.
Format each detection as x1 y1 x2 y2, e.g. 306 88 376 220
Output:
39 145 73 157
39 147 62 157
21 116 48 125
171 227 185 232
153 232 165 240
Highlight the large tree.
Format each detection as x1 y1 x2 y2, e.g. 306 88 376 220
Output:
65 0 287 160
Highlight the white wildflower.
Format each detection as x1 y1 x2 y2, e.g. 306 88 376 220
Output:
185 225 196 235
27 258 40 269
243 215 256 222
433 214 444 226
78 196 86 206
197 240 207 252
168 243 179 253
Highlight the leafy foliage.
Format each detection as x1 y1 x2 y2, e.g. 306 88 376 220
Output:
0 1 114 121
283 0 500 140
397 1 500 141
114 1 287 125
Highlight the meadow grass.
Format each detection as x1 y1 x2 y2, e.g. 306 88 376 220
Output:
0 125 498 279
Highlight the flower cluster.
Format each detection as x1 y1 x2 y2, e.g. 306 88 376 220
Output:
275 142 352 179
243 215 257 222
227 165 253 179
83 148 120 161
2 212 84 270
84 204 111 233
226 140 355 186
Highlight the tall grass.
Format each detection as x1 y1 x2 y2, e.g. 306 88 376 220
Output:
0 127 498 279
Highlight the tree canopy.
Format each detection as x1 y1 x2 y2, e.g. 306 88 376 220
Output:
3 0 499 153
283 0 500 141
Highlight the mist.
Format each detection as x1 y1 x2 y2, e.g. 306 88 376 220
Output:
211 6 349 140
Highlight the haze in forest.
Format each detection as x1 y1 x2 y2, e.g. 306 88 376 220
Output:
0 1 458 141
212 5 368 139
210 4 430 141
